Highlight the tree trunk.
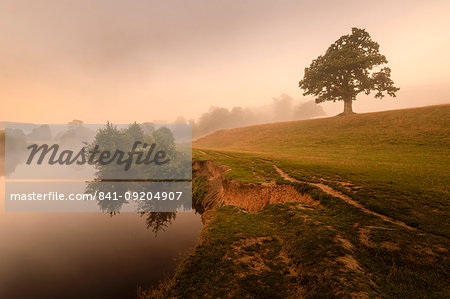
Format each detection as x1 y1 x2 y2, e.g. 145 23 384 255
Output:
342 98 354 115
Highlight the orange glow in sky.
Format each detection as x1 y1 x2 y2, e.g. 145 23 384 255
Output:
1 0 449 123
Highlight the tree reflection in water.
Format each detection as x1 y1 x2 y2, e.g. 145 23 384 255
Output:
103 210 177 235
85 122 192 235
140 212 177 235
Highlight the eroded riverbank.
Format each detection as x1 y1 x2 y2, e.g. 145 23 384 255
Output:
140 159 449 298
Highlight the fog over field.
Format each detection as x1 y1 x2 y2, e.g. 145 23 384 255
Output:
189 95 325 138
1 1 449 298
1 0 449 124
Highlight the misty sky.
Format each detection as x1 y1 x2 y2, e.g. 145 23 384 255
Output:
1 0 449 123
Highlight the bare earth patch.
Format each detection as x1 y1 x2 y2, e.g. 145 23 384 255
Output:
274 165 416 231
194 160 318 213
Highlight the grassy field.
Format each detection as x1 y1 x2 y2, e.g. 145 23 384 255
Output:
193 105 450 237
139 105 449 298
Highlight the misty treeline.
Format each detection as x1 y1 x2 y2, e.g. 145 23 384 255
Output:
179 94 325 138
0 94 325 141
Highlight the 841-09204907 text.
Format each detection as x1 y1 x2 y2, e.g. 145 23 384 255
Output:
9 191 184 201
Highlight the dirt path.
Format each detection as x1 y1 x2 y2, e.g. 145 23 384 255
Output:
196 149 234 159
273 165 416 231
197 150 211 157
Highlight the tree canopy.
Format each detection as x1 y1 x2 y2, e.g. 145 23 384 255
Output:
299 27 399 114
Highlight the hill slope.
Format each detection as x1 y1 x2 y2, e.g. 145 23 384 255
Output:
142 105 449 298
194 105 450 236
194 104 449 152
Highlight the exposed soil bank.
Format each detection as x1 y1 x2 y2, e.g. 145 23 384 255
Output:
193 160 317 214
140 159 449 298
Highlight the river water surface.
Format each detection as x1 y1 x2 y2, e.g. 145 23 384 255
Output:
0 174 203 298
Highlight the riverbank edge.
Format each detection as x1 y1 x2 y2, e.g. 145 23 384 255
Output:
138 159 450 298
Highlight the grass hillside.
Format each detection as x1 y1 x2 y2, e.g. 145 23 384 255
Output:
193 105 450 237
145 106 449 298
195 105 449 150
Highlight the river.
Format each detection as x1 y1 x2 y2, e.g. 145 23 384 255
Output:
0 174 202 298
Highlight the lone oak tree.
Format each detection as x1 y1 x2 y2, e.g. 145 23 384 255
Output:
299 28 399 115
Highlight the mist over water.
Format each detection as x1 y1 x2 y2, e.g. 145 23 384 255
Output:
0 142 203 298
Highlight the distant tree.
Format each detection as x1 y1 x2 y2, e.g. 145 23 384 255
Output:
299 28 399 115
272 93 293 121
173 116 187 124
27 124 52 141
292 100 326 120
68 119 83 126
